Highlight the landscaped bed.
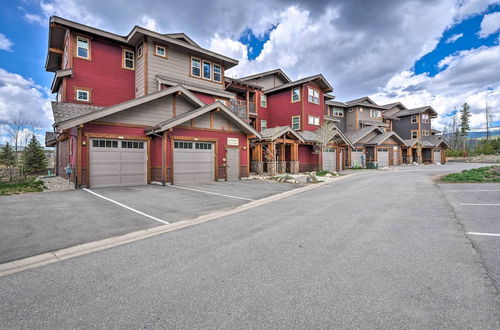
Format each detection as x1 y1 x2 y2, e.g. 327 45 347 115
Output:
0 177 45 196
441 166 500 183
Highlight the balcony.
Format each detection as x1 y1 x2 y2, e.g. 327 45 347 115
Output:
249 102 257 115
229 99 248 119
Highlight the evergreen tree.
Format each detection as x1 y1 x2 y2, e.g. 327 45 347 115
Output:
23 136 47 174
0 142 16 167
459 102 471 137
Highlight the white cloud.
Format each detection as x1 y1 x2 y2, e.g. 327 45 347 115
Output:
23 13 44 25
141 15 158 31
40 0 99 26
0 33 13 52
446 33 464 43
479 11 500 38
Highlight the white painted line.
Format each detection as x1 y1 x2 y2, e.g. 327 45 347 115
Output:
467 232 500 237
83 188 170 225
447 190 500 192
169 185 255 202
459 203 500 206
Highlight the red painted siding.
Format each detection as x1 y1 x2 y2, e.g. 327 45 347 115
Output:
256 91 269 131
267 88 301 128
298 144 318 164
151 136 162 167
66 37 135 107
192 91 217 105
301 82 324 131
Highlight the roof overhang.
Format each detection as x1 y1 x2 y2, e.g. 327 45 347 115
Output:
332 129 355 149
50 69 73 93
264 74 333 94
240 69 292 84
365 132 407 146
156 76 236 99
258 126 305 142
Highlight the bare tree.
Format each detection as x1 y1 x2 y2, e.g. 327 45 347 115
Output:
485 99 492 140
312 122 338 155
2 110 38 165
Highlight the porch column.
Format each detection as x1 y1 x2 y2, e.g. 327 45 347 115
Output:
407 148 412 164
251 143 264 174
266 142 277 176
278 143 287 173
289 143 299 174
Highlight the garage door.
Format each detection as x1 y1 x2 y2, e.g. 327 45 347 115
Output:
323 148 336 172
377 148 389 167
173 141 214 184
90 139 147 188
351 149 364 167
434 149 442 164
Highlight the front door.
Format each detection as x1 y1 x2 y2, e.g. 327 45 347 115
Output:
226 147 240 181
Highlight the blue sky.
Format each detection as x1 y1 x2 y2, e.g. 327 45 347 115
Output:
0 0 499 146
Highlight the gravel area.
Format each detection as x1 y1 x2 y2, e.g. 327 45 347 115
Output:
40 176 75 192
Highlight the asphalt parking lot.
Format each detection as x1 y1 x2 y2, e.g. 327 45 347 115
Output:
438 182 500 289
0 180 299 264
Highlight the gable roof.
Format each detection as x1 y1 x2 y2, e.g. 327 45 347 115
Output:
239 69 292 84
394 106 438 117
56 85 204 130
344 96 386 109
146 101 260 137
380 102 408 111
421 135 450 148
224 77 264 90
326 100 347 107
365 131 407 146
259 126 304 142
343 126 385 145
52 102 104 125
163 33 199 47
156 75 236 99
264 74 333 94
403 138 434 147
297 128 354 148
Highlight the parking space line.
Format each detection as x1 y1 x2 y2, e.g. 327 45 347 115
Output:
83 188 170 225
446 190 500 192
467 232 500 237
459 203 500 206
169 185 255 202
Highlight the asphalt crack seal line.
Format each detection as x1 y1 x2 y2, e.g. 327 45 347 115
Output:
0 173 366 278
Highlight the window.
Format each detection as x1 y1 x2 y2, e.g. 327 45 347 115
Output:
137 44 143 58
213 64 222 82
202 61 211 80
155 44 167 57
191 57 201 77
422 113 429 123
370 109 381 118
261 120 267 130
292 116 301 130
92 139 118 148
308 88 320 104
422 130 430 136
308 115 320 126
76 36 90 59
261 94 267 108
174 141 193 149
76 89 90 102
411 115 418 123
291 87 300 102
195 142 212 150
411 130 418 139
333 108 344 117
123 49 134 69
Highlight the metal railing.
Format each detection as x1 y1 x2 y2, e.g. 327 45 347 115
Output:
229 99 247 118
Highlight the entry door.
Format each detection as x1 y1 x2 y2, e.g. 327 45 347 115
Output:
173 141 214 184
392 147 399 165
226 147 240 181
322 148 337 172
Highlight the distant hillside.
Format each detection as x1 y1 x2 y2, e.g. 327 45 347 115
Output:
466 131 500 139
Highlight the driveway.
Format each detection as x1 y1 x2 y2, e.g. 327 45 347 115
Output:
1 163 498 329
0 180 299 264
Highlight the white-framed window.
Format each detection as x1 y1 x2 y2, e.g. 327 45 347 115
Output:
121 141 144 149
411 130 418 139
422 130 430 136
155 44 166 57
422 113 429 123
292 116 301 130
76 89 90 102
92 139 119 148
76 36 90 59
123 49 134 69
370 109 381 118
411 115 418 123
308 87 320 104
214 98 228 106
261 94 267 108
137 44 143 58
333 108 344 117
291 87 300 102
213 63 222 82
261 119 267 130
202 60 212 80
308 115 320 126
191 57 201 77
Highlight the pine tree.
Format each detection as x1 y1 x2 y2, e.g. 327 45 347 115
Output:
0 142 16 167
23 136 47 174
459 102 471 137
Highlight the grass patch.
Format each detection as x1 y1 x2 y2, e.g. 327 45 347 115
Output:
315 170 332 177
441 166 500 183
0 177 45 196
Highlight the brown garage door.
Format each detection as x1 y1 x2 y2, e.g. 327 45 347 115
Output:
90 139 147 188
173 141 214 184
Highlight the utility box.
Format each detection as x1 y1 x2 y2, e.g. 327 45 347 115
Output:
366 161 378 169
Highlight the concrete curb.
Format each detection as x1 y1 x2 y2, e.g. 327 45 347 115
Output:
0 172 366 278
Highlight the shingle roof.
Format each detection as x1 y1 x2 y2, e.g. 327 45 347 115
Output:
359 120 388 127
156 75 235 98
51 101 104 124
259 126 304 142
297 130 319 142
239 69 292 83
327 97 386 109
421 135 450 148
343 126 384 144
45 131 58 147
365 131 407 146
224 77 263 90
264 74 333 94
403 138 434 147
380 102 408 110
394 106 438 117
325 100 347 107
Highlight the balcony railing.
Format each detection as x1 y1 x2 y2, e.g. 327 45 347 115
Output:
229 99 247 118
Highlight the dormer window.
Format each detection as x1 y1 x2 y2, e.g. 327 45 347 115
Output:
203 60 211 80
191 57 201 77
122 49 134 70
155 44 167 58
213 64 222 82
370 109 381 118
76 36 90 59
422 113 429 123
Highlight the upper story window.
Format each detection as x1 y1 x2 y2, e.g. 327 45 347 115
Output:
155 44 167 58
411 114 418 123
308 115 320 126
370 109 381 118
291 87 300 103
213 64 222 83
76 36 90 59
203 60 212 80
308 87 320 104
411 130 418 139
191 57 201 77
261 94 267 108
421 113 429 123
261 119 267 130
137 44 143 58
75 88 91 102
122 49 134 70
292 116 301 130
422 130 430 136
333 108 344 117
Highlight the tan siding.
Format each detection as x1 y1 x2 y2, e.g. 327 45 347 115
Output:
147 40 224 94
193 112 211 128
135 49 145 98
212 112 229 130
245 74 288 90
176 95 195 116
100 95 172 126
